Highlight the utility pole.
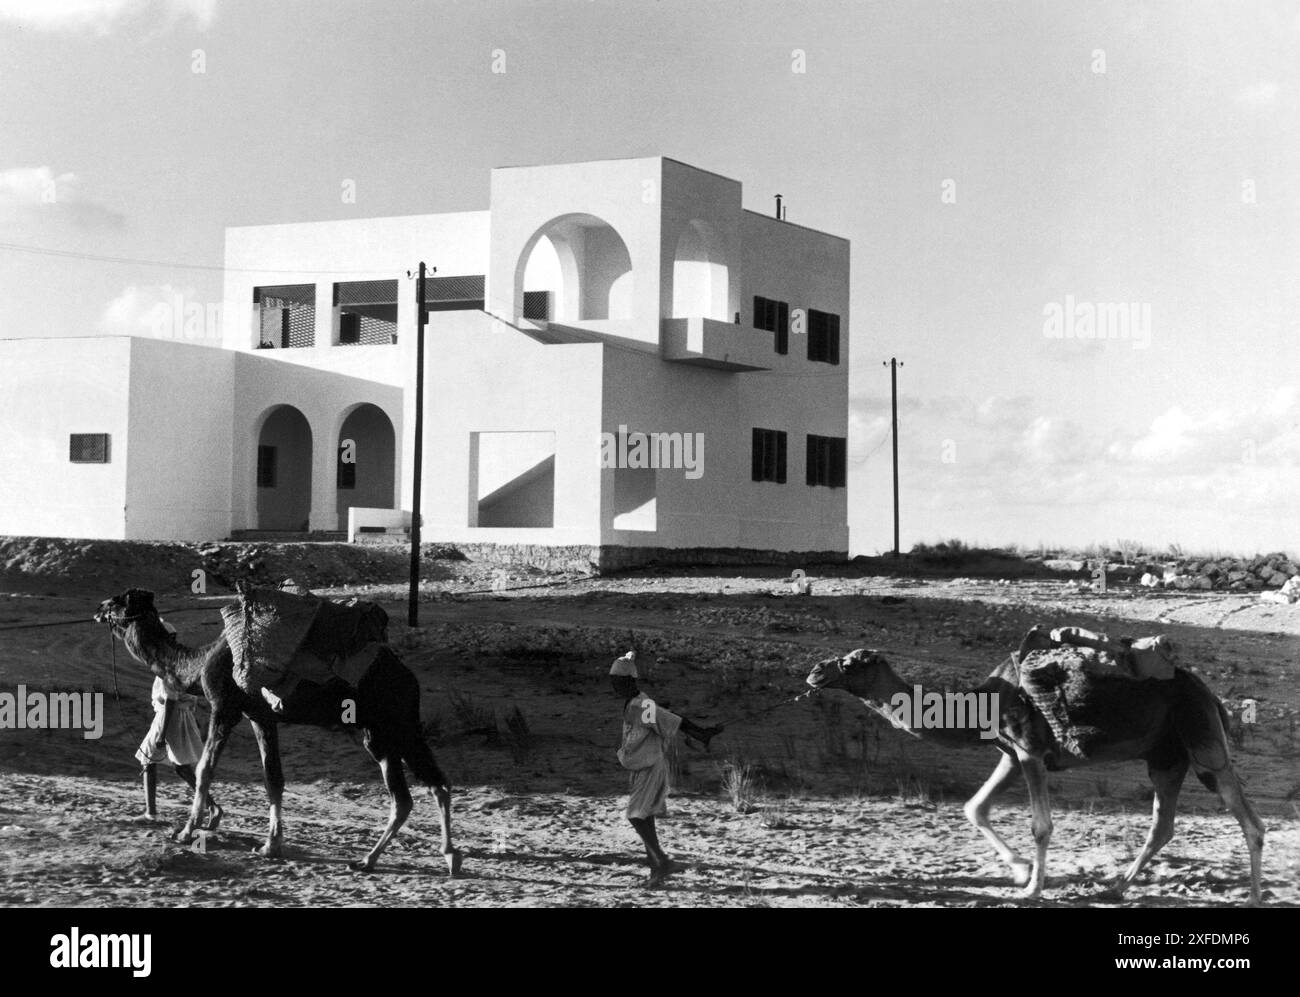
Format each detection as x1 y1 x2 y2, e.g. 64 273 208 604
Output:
408 262 432 626
882 357 904 557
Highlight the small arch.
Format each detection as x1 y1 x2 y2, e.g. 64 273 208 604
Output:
336 403 397 525
517 213 635 322
254 404 312 531
671 219 730 321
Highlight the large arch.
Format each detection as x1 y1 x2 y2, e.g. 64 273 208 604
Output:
254 404 312 531
670 219 731 321
335 403 397 525
517 213 635 323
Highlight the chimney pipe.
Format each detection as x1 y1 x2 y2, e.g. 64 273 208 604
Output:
774 194 783 219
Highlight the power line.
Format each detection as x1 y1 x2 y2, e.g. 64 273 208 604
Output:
0 240 386 275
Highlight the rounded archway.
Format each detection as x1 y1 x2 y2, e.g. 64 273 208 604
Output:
671 219 730 321
336 403 396 525
518 214 634 322
255 405 312 531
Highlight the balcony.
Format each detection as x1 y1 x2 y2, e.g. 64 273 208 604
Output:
660 317 770 372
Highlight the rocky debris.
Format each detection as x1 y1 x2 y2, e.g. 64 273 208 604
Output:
1038 549 1298 594
0 535 473 596
1259 575 1300 605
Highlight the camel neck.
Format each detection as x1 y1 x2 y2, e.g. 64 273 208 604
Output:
857 665 996 745
124 619 213 685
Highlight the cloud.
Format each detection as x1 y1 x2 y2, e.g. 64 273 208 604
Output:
0 166 124 229
99 284 223 342
0 0 214 33
1236 81 1279 107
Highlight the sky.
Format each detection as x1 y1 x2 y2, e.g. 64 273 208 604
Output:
0 0 1296 555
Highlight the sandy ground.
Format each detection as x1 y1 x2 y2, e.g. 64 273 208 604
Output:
1 561 1297 907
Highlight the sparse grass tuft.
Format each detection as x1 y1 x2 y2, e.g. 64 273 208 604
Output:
718 755 761 814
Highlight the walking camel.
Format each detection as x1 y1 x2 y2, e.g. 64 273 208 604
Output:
804 637 1264 905
95 588 461 874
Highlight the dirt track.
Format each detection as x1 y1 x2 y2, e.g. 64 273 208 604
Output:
1 560 1297 907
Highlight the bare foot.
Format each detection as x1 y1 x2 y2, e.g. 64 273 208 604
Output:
131 813 165 825
647 860 682 888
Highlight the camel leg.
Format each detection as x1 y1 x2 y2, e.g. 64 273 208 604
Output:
176 705 239 845
1111 758 1187 898
402 737 460 876
963 752 1031 885
1205 766 1266 907
249 719 285 858
1015 750 1052 900
352 731 412 873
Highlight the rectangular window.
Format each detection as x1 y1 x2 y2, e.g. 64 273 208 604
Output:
806 435 847 487
336 279 399 344
254 284 315 349
808 309 841 364
257 445 277 488
754 296 790 354
69 433 111 463
751 428 787 483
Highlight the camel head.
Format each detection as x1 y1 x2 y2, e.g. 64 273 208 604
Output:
94 588 161 636
806 649 899 707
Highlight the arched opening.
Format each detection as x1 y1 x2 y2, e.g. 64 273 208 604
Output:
671 220 730 321
255 405 312 531
336 404 396 525
519 214 634 323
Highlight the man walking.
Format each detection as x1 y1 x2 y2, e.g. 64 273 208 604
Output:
610 651 720 886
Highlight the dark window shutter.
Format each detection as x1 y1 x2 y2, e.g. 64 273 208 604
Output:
280 309 290 349
776 431 787 483
806 436 817 485
776 301 789 354
753 296 764 330
751 428 764 481
832 437 846 487
829 314 840 365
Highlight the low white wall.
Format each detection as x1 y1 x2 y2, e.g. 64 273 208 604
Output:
348 506 410 542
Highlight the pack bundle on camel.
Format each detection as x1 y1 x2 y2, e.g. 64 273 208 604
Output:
94 584 461 874
804 625 1264 905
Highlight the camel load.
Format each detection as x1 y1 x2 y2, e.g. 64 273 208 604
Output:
1014 624 1181 763
220 581 390 709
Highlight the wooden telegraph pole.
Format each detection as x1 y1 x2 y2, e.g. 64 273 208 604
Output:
882 357 903 557
408 262 433 626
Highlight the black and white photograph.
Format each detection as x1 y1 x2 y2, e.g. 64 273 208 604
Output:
0 0 1295 943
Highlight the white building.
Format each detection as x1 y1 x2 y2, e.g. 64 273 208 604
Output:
0 157 850 567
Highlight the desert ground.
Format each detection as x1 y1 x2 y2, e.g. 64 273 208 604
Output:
1 541 1296 907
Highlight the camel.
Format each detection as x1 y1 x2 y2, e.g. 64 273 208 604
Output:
95 588 461 875
804 639 1265 905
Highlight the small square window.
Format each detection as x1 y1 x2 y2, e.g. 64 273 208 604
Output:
69 434 111 463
